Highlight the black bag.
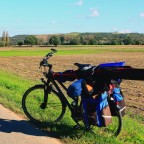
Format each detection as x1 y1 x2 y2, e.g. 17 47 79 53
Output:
54 70 76 82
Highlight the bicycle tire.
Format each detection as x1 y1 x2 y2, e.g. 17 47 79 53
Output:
22 85 66 125
90 101 122 137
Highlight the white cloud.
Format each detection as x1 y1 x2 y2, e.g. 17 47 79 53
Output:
140 13 144 17
111 27 131 33
112 27 118 31
112 27 118 32
119 29 131 33
88 8 99 17
75 0 83 6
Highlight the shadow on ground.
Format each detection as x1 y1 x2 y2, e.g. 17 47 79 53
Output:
0 118 85 139
0 118 60 138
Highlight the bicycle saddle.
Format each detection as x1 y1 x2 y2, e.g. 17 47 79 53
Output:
74 63 93 71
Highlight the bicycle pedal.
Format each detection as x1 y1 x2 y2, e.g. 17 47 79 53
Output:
73 124 81 130
85 126 91 131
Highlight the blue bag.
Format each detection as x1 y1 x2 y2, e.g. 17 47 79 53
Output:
82 92 112 127
111 87 126 116
112 88 124 102
67 79 83 98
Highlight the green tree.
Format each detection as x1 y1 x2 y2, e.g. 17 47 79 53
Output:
17 41 23 47
134 40 141 45
123 37 132 45
88 39 97 45
24 35 38 46
49 36 61 46
83 39 89 45
0 41 5 47
60 35 65 45
110 39 120 45
80 36 84 44
70 38 80 45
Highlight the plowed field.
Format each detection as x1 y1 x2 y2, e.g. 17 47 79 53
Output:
0 47 144 116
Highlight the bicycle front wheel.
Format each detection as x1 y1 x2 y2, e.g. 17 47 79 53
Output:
22 85 66 125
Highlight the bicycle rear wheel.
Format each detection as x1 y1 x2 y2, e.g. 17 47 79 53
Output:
90 103 122 137
22 85 66 125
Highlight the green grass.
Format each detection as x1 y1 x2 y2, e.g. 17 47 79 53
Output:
0 45 144 56
0 70 144 144
0 70 36 113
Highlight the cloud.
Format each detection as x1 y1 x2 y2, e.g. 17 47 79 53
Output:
75 0 83 6
119 29 131 33
88 8 99 17
112 27 131 33
140 13 144 17
112 27 118 32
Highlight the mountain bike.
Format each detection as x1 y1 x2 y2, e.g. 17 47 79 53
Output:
22 49 123 136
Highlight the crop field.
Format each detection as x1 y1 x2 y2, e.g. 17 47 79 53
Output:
0 45 144 144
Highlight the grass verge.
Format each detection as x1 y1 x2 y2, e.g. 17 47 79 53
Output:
0 70 36 114
0 70 144 144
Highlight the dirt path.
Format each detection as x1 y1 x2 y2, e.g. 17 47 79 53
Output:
0 104 63 144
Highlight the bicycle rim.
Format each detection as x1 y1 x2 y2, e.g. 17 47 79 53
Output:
22 85 66 125
91 108 122 137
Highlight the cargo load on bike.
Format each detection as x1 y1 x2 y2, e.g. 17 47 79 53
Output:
66 62 126 128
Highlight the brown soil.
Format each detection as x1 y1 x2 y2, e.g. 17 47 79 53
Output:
0 52 144 115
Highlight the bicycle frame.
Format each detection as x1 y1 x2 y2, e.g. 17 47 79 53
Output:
43 72 77 115
41 75 83 126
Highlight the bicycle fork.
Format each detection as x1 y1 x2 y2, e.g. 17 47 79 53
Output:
40 79 52 109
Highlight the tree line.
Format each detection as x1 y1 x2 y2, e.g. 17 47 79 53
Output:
1 31 144 47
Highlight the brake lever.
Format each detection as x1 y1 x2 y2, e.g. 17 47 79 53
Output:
39 59 48 68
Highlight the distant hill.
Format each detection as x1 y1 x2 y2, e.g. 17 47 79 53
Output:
35 32 80 41
10 35 29 45
9 32 144 45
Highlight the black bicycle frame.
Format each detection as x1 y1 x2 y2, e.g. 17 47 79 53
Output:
45 76 75 113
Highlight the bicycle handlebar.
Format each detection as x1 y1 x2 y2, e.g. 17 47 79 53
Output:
45 48 57 59
39 48 57 68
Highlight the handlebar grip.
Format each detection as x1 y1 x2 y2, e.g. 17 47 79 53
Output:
45 49 57 57
40 49 57 68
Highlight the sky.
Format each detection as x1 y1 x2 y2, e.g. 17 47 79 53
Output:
0 0 144 36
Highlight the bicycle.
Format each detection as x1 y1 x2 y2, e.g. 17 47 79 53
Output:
22 48 123 136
